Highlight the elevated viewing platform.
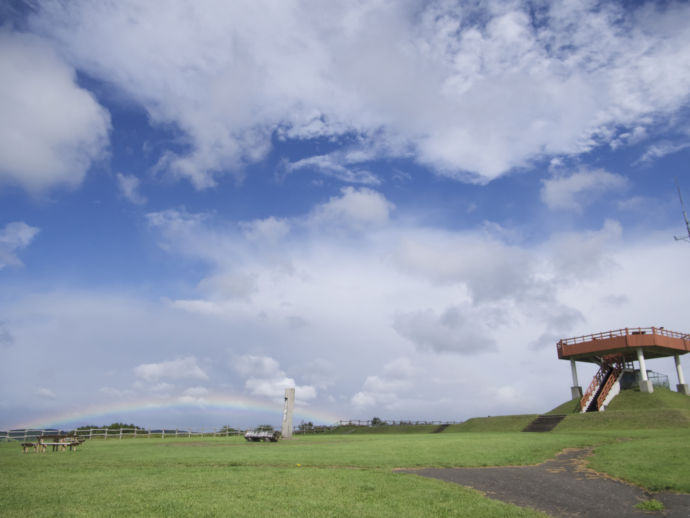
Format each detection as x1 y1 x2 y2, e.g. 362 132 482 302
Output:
557 327 689 364
557 327 690 401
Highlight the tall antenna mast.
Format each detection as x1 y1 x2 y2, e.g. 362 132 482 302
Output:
674 178 690 242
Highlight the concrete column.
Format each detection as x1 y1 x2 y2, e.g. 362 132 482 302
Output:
570 360 582 399
281 387 295 439
636 348 654 393
674 354 689 395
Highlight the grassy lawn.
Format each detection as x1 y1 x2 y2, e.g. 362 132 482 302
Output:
1 428 688 517
0 435 565 517
2 390 689 517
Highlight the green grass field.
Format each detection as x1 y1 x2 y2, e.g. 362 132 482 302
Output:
1 390 689 517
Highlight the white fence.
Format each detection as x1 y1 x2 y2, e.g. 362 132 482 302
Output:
2 420 463 441
1 427 245 442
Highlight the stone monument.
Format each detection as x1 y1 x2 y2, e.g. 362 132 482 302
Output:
281 387 295 439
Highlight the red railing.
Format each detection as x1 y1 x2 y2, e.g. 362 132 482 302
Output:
580 364 608 411
579 355 624 412
596 360 624 410
558 327 689 348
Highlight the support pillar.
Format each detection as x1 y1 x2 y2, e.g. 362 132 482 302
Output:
281 387 295 439
636 348 653 393
674 354 689 395
570 360 582 399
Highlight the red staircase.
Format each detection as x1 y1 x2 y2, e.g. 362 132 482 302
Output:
580 355 625 412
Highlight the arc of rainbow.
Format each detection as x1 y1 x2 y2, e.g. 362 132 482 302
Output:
8 394 342 430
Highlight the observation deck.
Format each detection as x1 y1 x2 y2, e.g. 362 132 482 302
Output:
557 327 689 364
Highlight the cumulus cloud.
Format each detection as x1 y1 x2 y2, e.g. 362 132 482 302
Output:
394 307 498 354
308 187 394 230
0 221 40 269
0 31 110 193
351 358 420 410
393 232 531 303
134 356 208 382
540 169 628 211
23 1 690 186
234 355 316 401
240 217 290 242
116 173 147 205
549 219 623 279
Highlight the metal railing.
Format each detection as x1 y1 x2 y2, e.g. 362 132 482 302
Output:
559 327 689 348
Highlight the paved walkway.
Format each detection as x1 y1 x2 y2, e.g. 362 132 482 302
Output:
400 449 690 517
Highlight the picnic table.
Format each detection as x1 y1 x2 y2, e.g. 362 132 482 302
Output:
21 436 85 453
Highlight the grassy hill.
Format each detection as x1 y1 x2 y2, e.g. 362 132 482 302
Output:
553 388 690 432
439 389 690 434
444 415 539 433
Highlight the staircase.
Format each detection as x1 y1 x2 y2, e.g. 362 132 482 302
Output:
432 424 450 433
522 414 566 432
580 355 625 412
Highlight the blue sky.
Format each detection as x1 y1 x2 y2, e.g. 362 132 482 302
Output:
1 0 689 430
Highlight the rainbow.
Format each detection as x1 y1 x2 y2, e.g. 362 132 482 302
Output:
8 393 342 430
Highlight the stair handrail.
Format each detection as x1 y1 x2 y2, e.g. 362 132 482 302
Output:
596 364 622 410
595 355 625 410
580 363 608 411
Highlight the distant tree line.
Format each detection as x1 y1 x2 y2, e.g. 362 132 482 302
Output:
75 423 145 431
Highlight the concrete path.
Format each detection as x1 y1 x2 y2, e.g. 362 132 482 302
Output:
400 449 690 517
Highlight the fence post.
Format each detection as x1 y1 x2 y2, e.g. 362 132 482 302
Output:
162 429 165 439
119 428 123 440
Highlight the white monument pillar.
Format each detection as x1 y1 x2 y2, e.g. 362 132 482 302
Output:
570 360 582 399
674 354 689 395
636 348 653 393
281 388 295 439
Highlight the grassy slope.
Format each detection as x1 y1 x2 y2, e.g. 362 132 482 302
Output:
444 415 539 433
327 424 439 434
556 389 690 432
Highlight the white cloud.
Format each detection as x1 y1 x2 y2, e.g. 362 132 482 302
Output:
25 1 690 185
183 386 208 397
393 231 532 303
284 154 381 185
1 217 688 427
35 387 56 399
308 187 394 230
540 169 628 211
134 357 208 382
0 221 40 269
234 355 316 401
549 219 623 280
351 357 419 410
637 141 690 164
394 307 498 354
0 31 110 193
116 173 147 205
240 217 290 242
